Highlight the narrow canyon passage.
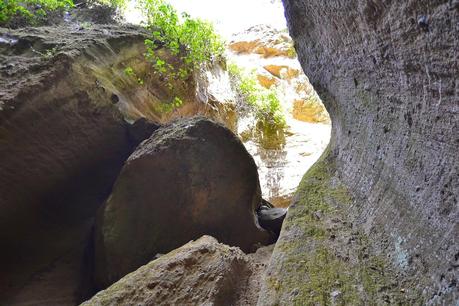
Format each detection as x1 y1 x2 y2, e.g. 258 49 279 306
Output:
0 1 332 304
126 0 333 208
0 0 456 305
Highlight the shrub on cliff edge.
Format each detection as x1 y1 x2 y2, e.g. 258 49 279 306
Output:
140 0 225 81
228 62 286 129
0 0 74 25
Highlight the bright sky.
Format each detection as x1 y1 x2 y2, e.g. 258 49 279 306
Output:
125 0 287 39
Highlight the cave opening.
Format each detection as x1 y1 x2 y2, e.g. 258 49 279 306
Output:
125 0 332 208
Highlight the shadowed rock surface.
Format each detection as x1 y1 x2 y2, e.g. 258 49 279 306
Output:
94 117 272 288
259 1 458 305
0 25 155 305
0 23 229 305
257 205 287 237
84 236 274 306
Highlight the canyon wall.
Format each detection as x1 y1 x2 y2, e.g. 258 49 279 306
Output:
259 1 458 304
0 24 234 305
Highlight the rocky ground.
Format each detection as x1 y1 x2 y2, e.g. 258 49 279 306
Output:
83 236 274 306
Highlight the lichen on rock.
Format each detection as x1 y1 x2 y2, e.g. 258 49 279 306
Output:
261 0 459 304
259 148 418 305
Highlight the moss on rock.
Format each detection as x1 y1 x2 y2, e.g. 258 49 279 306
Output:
258 147 419 305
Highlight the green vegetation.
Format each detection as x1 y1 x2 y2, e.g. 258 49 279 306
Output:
140 0 225 81
0 0 74 25
286 42 297 58
90 0 126 9
118 0 225 114
29 46 58 59
228 62 286 129
265 148 418 304
0 0 126 26
154 96 183 114
124 66 144 85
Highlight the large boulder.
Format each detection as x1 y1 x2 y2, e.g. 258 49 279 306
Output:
94 117 272 288
84 236 273 306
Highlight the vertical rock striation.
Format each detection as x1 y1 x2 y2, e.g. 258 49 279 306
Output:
260 1 458 304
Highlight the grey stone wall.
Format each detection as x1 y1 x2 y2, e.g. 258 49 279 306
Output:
263 0 458 303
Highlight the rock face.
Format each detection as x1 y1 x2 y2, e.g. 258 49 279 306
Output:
94 117 272 288
229 25 295 58
0 24 230 305
84 236 274 306
0 25 158 305
228 24 330 124
259 1 458 305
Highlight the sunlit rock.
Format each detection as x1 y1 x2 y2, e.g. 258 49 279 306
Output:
263 64 299 80
292 98 330 124
228 24 294 58
257 68 279 89
228 24 331 207
228 25 330 124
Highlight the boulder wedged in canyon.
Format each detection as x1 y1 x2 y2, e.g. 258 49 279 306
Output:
259 1 459 305
94 117 272 288
83 236 274 306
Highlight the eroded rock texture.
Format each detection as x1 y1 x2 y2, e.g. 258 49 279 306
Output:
0 24 230 304
0 25 153 305
94 117 272 288
84 236 274 306
259 1 458 305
